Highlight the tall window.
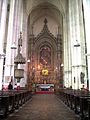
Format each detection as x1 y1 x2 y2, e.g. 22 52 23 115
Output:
40 45 51 66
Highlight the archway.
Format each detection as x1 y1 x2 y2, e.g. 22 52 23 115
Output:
27 2 64 91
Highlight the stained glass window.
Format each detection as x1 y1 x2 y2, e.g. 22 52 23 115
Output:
40 45 51 66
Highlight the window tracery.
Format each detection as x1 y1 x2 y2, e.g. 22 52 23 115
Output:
40 45 51 66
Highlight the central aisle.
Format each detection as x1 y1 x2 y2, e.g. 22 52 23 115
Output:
7 94 77 120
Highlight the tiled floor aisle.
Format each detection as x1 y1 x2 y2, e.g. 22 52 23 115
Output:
6 94 77 120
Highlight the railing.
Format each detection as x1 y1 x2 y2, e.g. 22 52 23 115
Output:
57 88 90 120
0 90 32 118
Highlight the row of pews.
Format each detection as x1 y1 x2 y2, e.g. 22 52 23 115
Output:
58 88 90 120
0 90 32 118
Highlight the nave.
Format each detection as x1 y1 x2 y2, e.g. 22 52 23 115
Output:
6 94 77 120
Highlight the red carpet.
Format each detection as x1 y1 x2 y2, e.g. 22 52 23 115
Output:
36 91 54 94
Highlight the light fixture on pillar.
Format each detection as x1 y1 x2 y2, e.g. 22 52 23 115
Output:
60 63 64 87
27 59 30 75
0 53 6 59
74 40 80 47
61 63 64 67
74 40 80 89
27 59 30 88
27 59 30 63
11 42 17 49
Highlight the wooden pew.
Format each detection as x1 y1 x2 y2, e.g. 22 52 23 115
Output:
0 90 32 118
58 88 90 120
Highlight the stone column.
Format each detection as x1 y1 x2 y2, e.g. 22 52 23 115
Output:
64 0 72 88
83 0 90 90
0 0 3 25
0 0 8 54
0 0 8 90
4 0 16 86
67 0 72 87
23 2 29 87
57 27 63 87
68 0 85 89
16 0 26 87
68 0 76 89
4 0 25 88
72 0 80 90
72 0 88 90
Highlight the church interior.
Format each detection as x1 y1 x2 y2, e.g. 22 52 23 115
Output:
0 0 90 120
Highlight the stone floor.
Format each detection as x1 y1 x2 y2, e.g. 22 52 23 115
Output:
6 94 78 120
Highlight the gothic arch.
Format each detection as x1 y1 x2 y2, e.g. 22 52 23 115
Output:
26 1 65 18
27 1 63 36
26 1 64 86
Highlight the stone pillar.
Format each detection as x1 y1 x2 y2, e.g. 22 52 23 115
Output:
22 2 28 87
10 0 26 88
83 0 90 90
72 0 81 90
0 0 8 90
64 0 72 88
68 0 76 89
4 0 16 86
17 0 27 87
0 0 8 54
0 0 3 25
57 27 63 87
29 27 35 80
68 0 85 89
63 16 69 88
12 0 20 88
4 0 25 88
67 0 72 87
